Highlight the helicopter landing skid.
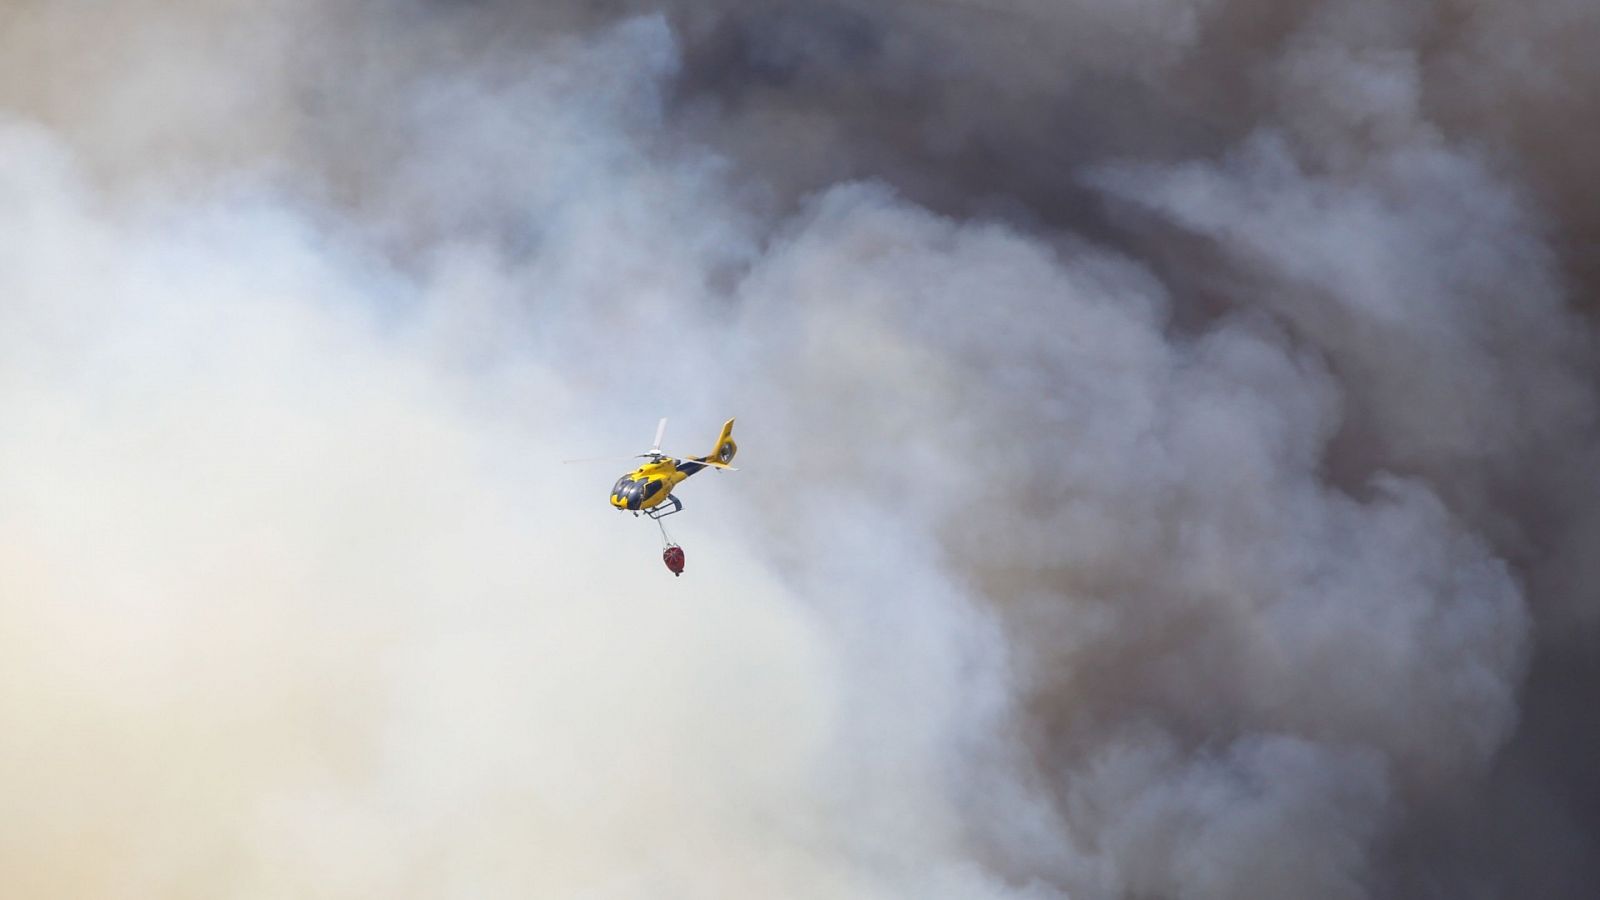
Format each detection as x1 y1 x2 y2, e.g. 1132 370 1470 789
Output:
636 495 683 520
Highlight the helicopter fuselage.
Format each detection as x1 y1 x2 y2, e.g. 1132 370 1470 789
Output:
609 457 708 512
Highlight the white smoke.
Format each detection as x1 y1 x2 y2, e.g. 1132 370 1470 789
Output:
2 1 1597 897
0 22 1037 897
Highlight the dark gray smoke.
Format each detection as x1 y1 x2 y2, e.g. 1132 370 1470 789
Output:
2 1 1597 897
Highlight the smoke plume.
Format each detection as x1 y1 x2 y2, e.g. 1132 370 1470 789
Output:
2 1 1597 897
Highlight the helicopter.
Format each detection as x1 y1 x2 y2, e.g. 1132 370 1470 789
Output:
567 418 738 520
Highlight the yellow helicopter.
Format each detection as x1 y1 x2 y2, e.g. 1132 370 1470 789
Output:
568 418 737 519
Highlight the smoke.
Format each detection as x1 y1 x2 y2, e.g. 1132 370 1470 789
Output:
2 1 1597 897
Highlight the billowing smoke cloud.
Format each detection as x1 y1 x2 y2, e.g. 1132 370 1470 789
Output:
2 1 1597 897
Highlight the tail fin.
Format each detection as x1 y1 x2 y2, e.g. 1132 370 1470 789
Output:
705 418 737 465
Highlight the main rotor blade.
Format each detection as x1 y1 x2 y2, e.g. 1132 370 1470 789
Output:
651 417 668 454
561 455 639 464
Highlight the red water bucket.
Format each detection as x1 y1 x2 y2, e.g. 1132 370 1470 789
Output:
662 544 685 577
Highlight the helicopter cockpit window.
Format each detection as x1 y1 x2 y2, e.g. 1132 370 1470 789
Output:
644 481 661 499
613 477 634 496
